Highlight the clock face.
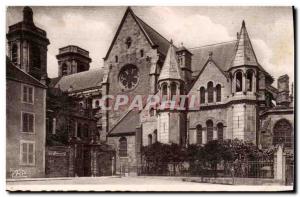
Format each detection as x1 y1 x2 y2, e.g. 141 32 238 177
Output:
118 64 139 90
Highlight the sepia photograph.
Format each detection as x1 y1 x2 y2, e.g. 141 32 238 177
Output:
5 5 294 192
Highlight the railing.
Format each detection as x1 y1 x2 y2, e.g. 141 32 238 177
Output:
132 160 275 179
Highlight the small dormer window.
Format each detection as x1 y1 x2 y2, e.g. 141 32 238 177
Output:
126 37 132 49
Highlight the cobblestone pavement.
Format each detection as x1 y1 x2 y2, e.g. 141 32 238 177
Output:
6 176 293 192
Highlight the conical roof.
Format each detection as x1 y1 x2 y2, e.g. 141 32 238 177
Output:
158 41 183 81
231 21 259 68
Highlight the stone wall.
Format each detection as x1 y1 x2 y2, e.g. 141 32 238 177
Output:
107 135 137 175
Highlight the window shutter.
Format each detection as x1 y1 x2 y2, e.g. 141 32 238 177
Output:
28 114 34 133
23 86 27 102
23 113 28 132
28 87 33 103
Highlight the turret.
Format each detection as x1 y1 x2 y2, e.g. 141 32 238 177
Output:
276 74 290 106
176 43 192 88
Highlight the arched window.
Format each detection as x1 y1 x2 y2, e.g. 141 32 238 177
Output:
149 108 154 117
216 84 221 102
236 71 243 92
217 123 224 140
32 44 41 68
171 82 177 98
62 63 68 76
140 49 144 57
246 70 254 92
196 125 202 144
115 55 118 63
153 130 157 143
77 123 82 138
207 82 214 103
119 137 127 157
95 100 100 108
273 119 292 148
206 120 213 142
148 134 152 145
12 44 18 64
162 83 168 96
83 124 89 138
200 87 205 104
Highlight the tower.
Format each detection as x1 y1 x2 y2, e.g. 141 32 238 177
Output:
157 41 186 145
176 43 193 88
6 6 50 80
56 45 92 77
228 21 261 144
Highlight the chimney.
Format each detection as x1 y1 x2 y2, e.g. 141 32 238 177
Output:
276 74 290 106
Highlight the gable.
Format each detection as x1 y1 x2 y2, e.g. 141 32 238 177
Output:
104 7 172 60
188 59 229 96
104 8 153 61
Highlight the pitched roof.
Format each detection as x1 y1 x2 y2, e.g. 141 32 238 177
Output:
52 69 104 92
135 15 172 56
231 21 259 68
6 57 47 88
108 110 140 136
158 42 183 81
104 7 172 60
189 40 237 77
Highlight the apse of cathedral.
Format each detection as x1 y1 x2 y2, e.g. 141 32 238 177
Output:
6 6 294 177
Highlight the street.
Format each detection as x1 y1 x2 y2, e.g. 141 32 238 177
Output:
7 176 293 192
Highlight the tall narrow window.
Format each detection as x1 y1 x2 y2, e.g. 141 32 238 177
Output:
162 83 168 96
236 71 243 92
207 82 214 103
148 134 152 145
115 55 118 63
62 63 68 76
20 141 35 165
273 119 292 148
153 130 157 143
77 123 82 138
126 37 132 49
140 49 144 57
206 120 213 142
196 125 202 144
216 84 221 102
22 85 34 104
200 87 205 104
32 45 41 68
22 112 34 133
246 70 254 92
217 123 224 140
171 82 177 98
119 137 127 157
12 44 18 64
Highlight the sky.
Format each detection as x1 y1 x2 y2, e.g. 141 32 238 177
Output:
6 6 294 87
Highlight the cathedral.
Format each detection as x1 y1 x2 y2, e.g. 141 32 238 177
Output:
6 6 294 177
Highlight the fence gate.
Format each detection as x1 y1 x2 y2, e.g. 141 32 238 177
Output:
285 157 294 185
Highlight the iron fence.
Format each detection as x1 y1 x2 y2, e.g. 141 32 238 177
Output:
124 160 275 179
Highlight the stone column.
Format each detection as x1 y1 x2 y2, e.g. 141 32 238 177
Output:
253 73 257 93
213 127 218 140
274 145 286 183
242 73 246 93
202 129 207 144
